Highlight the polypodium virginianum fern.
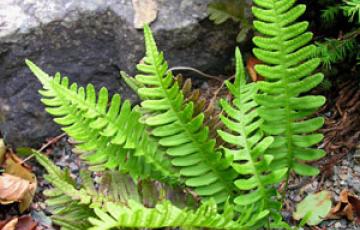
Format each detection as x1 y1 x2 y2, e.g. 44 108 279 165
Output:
26 60 178 182
252 0 326 177
218 48 287 225
134 25 236 204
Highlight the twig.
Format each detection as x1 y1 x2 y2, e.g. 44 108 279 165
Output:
21 133 66 164
38 133 66 152
168 66 223 82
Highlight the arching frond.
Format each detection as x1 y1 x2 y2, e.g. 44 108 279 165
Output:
26 60 178 183
135 25 237 204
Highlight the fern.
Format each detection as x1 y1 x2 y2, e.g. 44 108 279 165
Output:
251 0 326 177
33 151 95 229
88 199 268 230
26 60 178 182
218 48 287 226
34 150 267 230
135 25 236 204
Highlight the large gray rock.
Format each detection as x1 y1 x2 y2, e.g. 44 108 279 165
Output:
0 0 241 147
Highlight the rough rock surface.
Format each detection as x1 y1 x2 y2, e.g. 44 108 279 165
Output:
0 0 241 147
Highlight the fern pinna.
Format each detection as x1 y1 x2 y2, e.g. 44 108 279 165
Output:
252 0 326 177
26 60 178 182
135 25 236 204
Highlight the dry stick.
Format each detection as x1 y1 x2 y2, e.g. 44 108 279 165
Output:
21 133 67 164
168 66 224 82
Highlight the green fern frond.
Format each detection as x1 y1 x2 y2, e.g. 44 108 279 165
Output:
134 25 236 204
34 151 148 229
89 199 268 230
251 0 326 177
218 48 286 223
34 151 95 229
26 60 178 182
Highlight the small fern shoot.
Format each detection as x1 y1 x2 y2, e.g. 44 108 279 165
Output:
252 0 326 177
135 25 237 204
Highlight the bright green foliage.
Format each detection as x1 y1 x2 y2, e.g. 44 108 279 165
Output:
252 0 326 176
89 199 267 230
34 150 262 230
26 60 178 182
218 48 287 221
27 1 328 227
135 25 236 205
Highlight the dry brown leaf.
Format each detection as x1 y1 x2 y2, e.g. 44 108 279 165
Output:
327 189 360 223
4 153 35 182
0 174 32 203
132 0 158 29
246 56 264 82
1 153 37 212
2 218 18 230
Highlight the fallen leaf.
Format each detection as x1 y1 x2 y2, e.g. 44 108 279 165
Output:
246 56 264 82
132 0 158 29
328 189 360 223
0 174 32 203
2 217 18 230
293 190 332 225
0 139 6 164
1 153 37 212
